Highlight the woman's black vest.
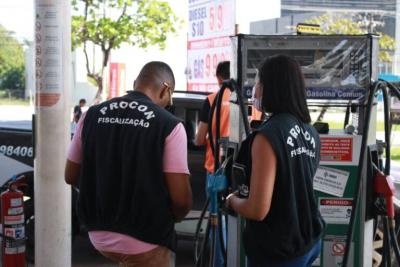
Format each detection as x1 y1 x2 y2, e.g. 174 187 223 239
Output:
238 113 325 264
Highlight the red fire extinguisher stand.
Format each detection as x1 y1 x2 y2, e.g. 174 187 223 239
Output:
1 178 26 267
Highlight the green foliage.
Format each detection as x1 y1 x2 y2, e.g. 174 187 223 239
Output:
1 67 25 90
0 24 25 90
72 0 181 50
71 0 181 96
392 146 400 162
306 13 395 63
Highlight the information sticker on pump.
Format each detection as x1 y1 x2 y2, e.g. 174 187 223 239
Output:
318 198 352 224
323 235 354 267
319 135 362 166
313 166 350 197
320 137 352 162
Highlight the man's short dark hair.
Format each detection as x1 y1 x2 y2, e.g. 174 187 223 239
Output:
216 61 230 80
136 61 175 90
79 99 86 104
258 55 311 123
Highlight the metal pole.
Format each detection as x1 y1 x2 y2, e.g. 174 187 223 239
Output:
34 0 71 266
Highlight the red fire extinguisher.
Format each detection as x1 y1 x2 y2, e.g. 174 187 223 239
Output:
1 176 26 267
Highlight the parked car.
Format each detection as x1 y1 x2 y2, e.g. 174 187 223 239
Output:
0 91 210 261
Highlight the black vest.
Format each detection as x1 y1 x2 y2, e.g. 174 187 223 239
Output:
242 113 325 264
78 91 180 251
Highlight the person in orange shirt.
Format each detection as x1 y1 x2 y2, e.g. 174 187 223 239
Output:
195 61 231 173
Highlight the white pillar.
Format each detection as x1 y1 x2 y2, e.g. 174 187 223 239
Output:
34 0 71 266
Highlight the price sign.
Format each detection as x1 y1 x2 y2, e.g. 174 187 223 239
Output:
188 0 235 92
188 0 235 41
187 37 233 92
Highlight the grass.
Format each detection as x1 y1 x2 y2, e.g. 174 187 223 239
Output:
0 97 30 106
322 120 386 131
392 146 400 163
0 90 30 106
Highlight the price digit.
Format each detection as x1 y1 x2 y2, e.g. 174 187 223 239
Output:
209 7 214 31
205 54 211 78
199 21 204 36
217 5 223 30
212 54 218 77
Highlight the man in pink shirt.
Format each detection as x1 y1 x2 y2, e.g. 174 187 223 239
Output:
65 61 192 266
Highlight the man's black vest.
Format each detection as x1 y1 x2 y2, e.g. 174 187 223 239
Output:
78 91 180 251
242 113 325 264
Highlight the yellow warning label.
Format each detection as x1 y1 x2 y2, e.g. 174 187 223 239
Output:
297 24 321 34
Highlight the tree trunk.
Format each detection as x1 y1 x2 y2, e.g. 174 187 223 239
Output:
94 75 103 104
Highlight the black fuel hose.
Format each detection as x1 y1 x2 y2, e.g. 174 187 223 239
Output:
209 223 217 267
218 209 227 265
208 92 219 170
197 84 226 267
344 103 351 129
342 81 384 267
382 86 391 175
343 80 400 266
382 216 392 267
198 79 250 267
223 79 250 136
382 80 400 265
196 218 211 267
384 80 400 100
389 218 400 264
194 197 210 261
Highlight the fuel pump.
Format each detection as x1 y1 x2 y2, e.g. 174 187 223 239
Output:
196 33 400 267
225 34 400 267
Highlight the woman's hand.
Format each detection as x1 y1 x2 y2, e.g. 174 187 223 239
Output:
225 191 239 209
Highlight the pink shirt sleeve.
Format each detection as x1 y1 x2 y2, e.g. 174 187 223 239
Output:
163 123 190 174
67 112 86 164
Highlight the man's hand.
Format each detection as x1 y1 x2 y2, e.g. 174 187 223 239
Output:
164 172 192 222
195 121 208 146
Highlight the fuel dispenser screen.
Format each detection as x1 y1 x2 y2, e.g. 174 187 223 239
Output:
233 35 378 101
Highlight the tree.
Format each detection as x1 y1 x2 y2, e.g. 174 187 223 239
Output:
72 0 181 100
0 24 25 91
